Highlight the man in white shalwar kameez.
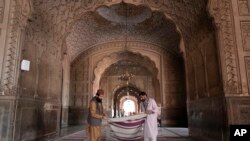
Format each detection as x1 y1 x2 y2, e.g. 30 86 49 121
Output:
139 92 158 141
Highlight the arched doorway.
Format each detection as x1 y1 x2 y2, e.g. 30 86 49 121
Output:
113 86 141 117
122 99 136 116
99 57 157 117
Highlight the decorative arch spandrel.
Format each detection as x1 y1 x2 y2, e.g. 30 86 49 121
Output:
208 0 242 94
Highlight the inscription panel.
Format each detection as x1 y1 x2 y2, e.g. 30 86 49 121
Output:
241 22 250 51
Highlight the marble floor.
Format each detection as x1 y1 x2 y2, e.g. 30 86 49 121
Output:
55 125 194 141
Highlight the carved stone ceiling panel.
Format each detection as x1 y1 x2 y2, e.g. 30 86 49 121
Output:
66 3 180 58
103 60 151 76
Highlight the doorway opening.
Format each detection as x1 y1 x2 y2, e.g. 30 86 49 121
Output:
123 99 136 116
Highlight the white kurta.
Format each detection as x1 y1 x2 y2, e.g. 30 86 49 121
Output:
141 98 158 141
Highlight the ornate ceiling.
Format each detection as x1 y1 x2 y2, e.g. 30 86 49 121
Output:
96 3 152 24
103 60 151 76
66 3 181 58
23 0 210 61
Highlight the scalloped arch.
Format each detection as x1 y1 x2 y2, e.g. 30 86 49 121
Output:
93 51 159 94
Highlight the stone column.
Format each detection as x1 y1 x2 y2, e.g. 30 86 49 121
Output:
61 53 70 127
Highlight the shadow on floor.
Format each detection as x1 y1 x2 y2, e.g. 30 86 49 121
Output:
55 125 194 141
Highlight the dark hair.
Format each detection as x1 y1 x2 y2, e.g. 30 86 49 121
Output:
139 92 147 96
96 89 104 96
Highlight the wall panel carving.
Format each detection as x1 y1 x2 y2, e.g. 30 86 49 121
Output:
70 57 90 108
162 51 187 126
209 0 241 94
19 107 58 140
188 97 227 141
0 99 13 141
227 97 250 124
241 22 250 51
238 0 250 15
185 30 222 100
245 57 250 93
238 106 250 124
0 0 4 23
1 0 33 94
15 99 59 141
69 56 90 124
1 0 20 93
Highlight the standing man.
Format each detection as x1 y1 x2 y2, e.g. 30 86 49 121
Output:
139 92 159 141
87 89 107 141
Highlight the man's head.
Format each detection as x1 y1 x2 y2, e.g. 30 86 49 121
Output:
139 92 147 102
96 89 104 102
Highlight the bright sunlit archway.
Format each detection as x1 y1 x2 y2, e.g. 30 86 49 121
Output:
123 99 135 115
